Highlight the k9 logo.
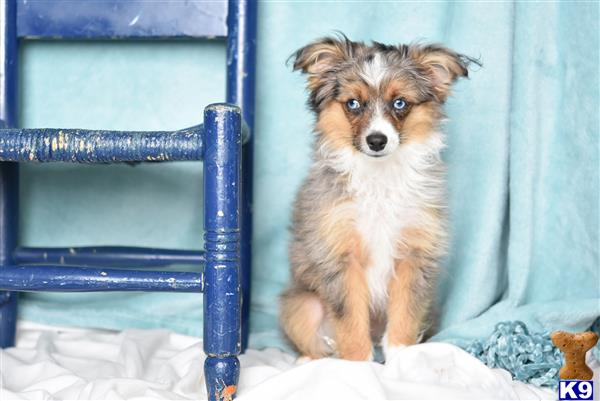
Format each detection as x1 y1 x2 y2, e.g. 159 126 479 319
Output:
559 380 594 400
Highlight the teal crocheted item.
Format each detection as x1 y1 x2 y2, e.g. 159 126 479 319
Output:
465 321 563 388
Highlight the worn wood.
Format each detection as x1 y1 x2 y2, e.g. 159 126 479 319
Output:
0 0 19 348
14 246 205 267
0 265 203 292
203 103 242 401
17 0 227 39
0 125 204 163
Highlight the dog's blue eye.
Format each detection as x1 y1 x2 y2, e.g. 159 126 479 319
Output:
346 99 361 110
393 98 407 110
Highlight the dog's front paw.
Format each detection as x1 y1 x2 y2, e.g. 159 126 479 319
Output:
295 355 313 365
382 333 409 362
383 344 408 363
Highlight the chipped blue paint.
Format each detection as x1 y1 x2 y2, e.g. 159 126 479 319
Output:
205 356 240 401
0 125 204 163
0 265 203 292
0 0 18 348
14 246 206 267
227 0 257 353
17 0 227 39
203 104 242 401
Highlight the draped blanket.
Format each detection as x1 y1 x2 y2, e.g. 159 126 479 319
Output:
19 2 598 386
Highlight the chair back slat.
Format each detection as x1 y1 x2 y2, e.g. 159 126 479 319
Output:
17 0 227 39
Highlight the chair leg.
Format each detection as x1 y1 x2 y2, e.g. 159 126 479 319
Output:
0 163 19 348
0 292 17 347
204 356 240 401
203 104 242 400
225 0 257 353
0 0 19 350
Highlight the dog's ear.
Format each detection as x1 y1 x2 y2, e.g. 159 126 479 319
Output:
412 45 478 101
291 36 353 76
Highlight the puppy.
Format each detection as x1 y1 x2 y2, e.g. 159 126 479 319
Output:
280 35 476 361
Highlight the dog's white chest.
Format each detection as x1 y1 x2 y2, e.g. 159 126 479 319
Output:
354 187 412 312
349 157 421 312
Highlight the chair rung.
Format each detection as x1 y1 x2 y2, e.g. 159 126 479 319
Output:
0 265 203 292
0 120 250 163
14 246 205 267
0 125 204 163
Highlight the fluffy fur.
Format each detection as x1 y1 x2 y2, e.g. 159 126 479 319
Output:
280 34 477 361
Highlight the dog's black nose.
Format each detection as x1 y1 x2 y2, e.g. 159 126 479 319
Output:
366 132 387 152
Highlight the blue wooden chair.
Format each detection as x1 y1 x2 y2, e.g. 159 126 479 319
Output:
0 1 256 399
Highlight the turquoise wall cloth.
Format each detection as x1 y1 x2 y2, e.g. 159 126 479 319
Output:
18 2 599 354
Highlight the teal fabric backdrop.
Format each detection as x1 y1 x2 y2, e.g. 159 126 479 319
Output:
18 2 599 353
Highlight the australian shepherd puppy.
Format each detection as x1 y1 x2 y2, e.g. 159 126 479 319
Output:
280 35 477 361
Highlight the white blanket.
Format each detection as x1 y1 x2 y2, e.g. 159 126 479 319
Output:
0 321 566 400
